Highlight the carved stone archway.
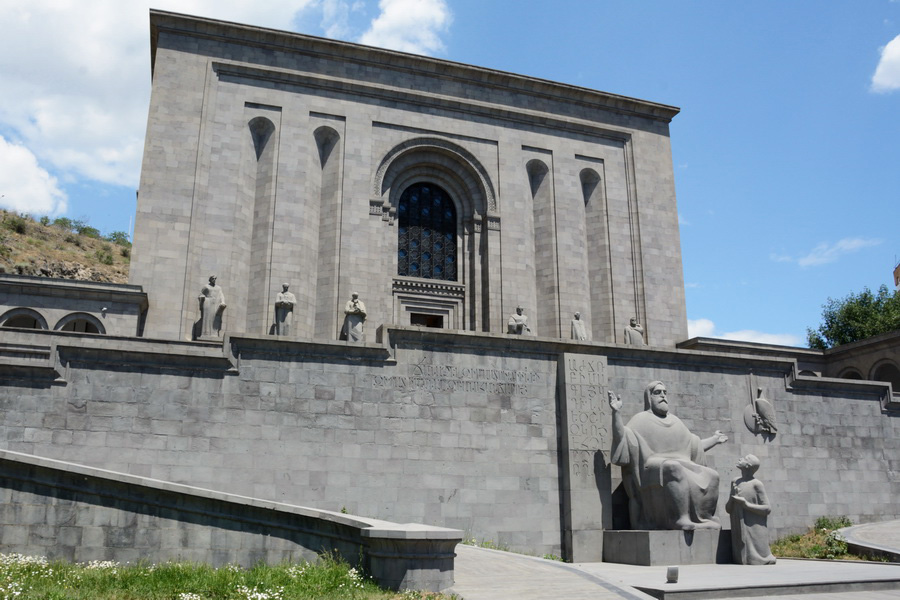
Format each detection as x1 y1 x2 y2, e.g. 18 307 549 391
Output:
371 137 500 332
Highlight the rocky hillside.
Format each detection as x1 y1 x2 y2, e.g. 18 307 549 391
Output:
0 210 130 284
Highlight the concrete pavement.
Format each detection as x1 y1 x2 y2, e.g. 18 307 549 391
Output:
448 520 900 599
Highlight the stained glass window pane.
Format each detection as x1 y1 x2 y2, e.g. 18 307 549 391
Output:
397 183 457 281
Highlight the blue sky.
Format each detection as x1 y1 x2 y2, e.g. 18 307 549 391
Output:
1 1 898 346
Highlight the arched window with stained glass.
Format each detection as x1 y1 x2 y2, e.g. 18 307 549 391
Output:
397 183 457 281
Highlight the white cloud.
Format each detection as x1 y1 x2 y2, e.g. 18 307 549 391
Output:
718 329 802 346
319 0 363 38
0 1 453 218
687 318 802 346
796 237 882 267
687 318 716 338
872 34 900 92
0 136 67 216
358 0 451 55
0 2 315 193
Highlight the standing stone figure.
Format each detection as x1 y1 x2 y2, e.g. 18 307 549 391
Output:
274 283 296 336
608 381 728 530
507 306 532 335
198 275 226 339
340 292 367 342
624 317 645 346
571 312 588 341
726 454 776 565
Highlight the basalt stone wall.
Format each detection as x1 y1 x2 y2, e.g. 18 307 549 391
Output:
0 449 461 591
0 326 897 561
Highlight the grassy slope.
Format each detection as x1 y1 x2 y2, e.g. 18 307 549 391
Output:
0 210 130 283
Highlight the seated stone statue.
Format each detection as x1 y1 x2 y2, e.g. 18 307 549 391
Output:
608 381 728 530
507 306 532 335
726 454 776 565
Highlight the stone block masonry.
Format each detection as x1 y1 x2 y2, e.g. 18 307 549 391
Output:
0 449 461 592
0 326 897 562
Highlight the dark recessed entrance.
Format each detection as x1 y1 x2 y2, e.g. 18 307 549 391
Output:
410 314 443 328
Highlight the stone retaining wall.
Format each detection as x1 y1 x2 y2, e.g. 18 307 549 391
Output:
0 326 897 561
0 449 461 591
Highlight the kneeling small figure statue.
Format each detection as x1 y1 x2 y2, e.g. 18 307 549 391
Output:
608 381 728 530
726 454 776 565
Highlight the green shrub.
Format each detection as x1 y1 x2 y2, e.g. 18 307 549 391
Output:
95 246 114 265
814 516 851 530
772 516 854 560
52 216 74 231
105 230 131 246
75 220 101 238
39 215 50 226
3 213 27 234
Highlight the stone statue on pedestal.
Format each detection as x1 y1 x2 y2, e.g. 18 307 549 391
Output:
608 381 728 530
507 306 532 335
198 275 226 339
274 283 296 336
624 317 644 346
340 292 367 342
726 454 776 565
571 312 588 341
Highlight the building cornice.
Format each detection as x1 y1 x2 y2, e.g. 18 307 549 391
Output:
149 9 680 124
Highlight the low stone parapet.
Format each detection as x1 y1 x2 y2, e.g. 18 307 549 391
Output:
0 449 462 592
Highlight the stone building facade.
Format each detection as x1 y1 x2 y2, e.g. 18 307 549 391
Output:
131 10 687 346
0 10 899 570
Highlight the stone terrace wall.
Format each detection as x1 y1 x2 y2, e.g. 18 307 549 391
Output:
0 327 563 556
0 449 460 591
0 326 897 560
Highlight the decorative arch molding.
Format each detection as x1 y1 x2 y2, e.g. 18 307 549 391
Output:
838 367 863 380
54 312 106 335
314 125 340 169
579 168 601 207
372 137 497 219
0 307 49 330
248 117 276 160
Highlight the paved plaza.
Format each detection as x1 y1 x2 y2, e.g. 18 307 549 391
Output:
450 521 900 599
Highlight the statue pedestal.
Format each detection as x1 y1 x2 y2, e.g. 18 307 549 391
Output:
602 530 731 565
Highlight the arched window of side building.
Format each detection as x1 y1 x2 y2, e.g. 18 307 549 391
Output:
0 307 49 330
54 312 106 334
871 361 900 391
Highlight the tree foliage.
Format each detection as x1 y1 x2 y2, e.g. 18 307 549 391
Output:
807 285 900 349
104 231 131 246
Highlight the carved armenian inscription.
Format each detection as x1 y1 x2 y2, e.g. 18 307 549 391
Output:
562 354 609 453
371 358 540 396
